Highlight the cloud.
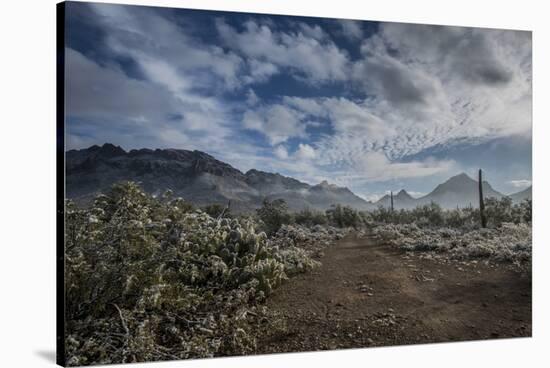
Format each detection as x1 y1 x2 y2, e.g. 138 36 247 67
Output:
242 104 308 145
89 3 245 90
297 22 328 41
378 24 519 87
215 19 350 83
353 49 448 111
273 145 289 159
268 23 531 169
66 48 174 121
65 48 232 150
246 89 260 106
294 143 317 160
408 191 427 198
244 59 279 84
508 179 532 188
337 19 363 40
346 152 455 183
363 23 532 141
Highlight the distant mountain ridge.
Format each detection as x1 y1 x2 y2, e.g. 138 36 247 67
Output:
375 189 417 209
509 186 532 202
375 173 530 209
66 144 531 212
66 144 372 212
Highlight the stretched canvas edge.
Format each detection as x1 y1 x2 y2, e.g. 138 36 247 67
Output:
56 2 66 367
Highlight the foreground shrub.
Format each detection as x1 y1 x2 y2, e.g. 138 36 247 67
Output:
65 182 317 366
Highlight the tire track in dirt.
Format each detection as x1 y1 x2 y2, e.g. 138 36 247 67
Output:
257 232 531 353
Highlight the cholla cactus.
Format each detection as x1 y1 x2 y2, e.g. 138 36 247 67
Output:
64 182 320 365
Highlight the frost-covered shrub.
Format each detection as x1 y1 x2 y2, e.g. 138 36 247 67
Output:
367 198 531 230
294 208 328 226
270 224 348 251
275 246 321 276
202 203 232 219
372 222 531 265
65 182 318 366
326 204 364 228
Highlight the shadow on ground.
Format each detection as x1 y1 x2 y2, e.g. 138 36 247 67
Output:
35 350 56 364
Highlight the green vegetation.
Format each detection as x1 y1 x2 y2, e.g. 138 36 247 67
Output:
255 198 292 235
367 198 532 229
326 204 364 228
294 208 328 227
202 203 232 219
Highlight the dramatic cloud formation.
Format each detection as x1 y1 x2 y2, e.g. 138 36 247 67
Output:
64 3 532 197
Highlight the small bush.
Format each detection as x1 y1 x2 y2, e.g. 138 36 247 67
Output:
256 198 292 235
202 203 231 219
326 204 363 228
294 208 328 227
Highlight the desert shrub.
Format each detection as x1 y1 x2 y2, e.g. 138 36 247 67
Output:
485 197 514 227
519 199 532 223
410 202 445 227
202 203 231 219
65 182 317 366
368 206 394 224
367 198 530 230
368 203 446 227
294 208 328 226
255 198 292 235
443 206 479 229
372 222 531 266
476 197 531 227
326 204 363 228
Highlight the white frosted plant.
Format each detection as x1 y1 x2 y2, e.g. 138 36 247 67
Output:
64 182 318 366
372 222 531 266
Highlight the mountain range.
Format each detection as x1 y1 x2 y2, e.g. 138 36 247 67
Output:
66 144 531 212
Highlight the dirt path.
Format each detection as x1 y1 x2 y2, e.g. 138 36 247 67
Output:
257 232 531 353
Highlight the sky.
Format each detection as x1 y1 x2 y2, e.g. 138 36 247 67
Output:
64 2 532 201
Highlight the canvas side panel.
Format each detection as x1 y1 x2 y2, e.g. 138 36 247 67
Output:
56 2 66 367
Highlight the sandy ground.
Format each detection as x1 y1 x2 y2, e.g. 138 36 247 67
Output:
256 232 531 353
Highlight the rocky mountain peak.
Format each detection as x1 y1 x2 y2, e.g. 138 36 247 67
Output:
396 189 413 199
446 172 476 185
96 143 126 158
315 180 339 190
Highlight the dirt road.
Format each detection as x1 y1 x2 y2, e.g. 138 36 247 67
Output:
257 232 531 353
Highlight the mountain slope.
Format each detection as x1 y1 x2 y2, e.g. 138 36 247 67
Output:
375 190 417 209
66 144 373 212
417 173 503 208
373 173 506 210
509 186 532 203
66 144 524 212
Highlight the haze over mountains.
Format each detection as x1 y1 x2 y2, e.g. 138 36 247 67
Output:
67 144 531 212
